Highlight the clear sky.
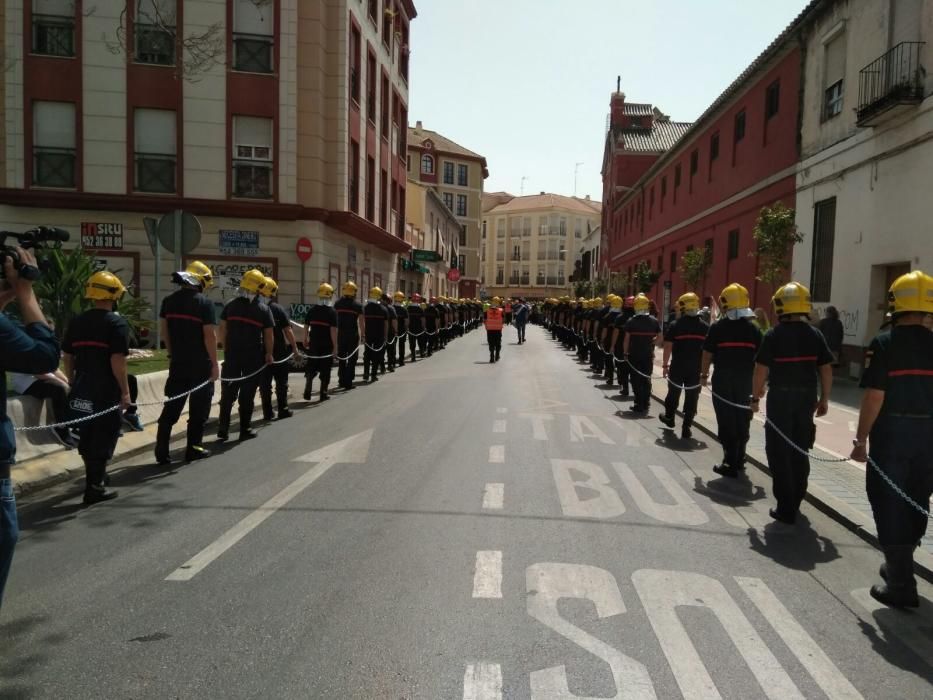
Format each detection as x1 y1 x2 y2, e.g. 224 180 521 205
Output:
408 0 809 202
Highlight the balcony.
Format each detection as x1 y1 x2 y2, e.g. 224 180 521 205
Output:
857 42 925 127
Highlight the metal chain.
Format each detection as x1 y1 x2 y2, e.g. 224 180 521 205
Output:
866 455 931 517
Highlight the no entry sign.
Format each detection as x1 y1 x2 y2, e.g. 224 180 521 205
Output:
296 237 313 262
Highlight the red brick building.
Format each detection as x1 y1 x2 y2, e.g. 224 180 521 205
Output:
602 9 814 312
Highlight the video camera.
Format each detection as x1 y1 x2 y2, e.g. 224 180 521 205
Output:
0 226 70 281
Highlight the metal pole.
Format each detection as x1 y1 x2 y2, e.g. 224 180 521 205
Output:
173 209 183 273
300 261 306 304
154 238 161 350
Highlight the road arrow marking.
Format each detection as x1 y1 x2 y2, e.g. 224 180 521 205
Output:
463 663 502 699
165 430 373 582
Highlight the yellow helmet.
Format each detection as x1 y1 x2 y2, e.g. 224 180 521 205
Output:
491 296 502 306
719 283 750 312
888 270 933 315
240 269 267 294
369 286 383 300
393 290 406 302
317 282 334 299
261 276 278 297
85 270 126 301
342 280 358 297
609 295 623 310
594 296 604 305
186 260 214 289
633 293 651 314
677 292 700 315
772 281 812 317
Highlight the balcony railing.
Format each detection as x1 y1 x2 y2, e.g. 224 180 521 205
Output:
135 23 175 65
233 33 274 73
33 147 75 188
135 154 176 193
32 14 75 57
857 41 925 126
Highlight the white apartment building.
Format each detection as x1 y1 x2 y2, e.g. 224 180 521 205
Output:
0 0 416 316
792 0 932 375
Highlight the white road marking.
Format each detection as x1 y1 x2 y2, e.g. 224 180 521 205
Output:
166 430 373 582
634 569 804 699
496 407 508 414
851 588 933 663
848 420 856 432
488 445 505 463
613 463 708 526
814 416 832 425
607 416 643 447
569 414 616 444
519 412 553 440
463 663 503 700
527 563 656 699
473 551 503 599
493 419 507 433
551 459 626 519
482 483 504 510
737 577 864 699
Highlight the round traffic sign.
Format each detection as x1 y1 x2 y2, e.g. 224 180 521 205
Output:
296 237 313 262
157 210 202 254
447 268 461 282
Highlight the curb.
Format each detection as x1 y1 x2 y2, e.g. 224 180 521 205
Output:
648 387 933 584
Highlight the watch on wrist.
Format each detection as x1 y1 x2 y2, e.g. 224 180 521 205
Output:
852 438 866 447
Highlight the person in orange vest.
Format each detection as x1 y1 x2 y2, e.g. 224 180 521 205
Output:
485 297 505 363
503 299 513 326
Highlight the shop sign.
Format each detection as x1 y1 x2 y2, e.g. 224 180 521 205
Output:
81 222 124 250
219 230 260 256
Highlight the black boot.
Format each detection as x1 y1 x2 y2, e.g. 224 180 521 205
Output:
303 377 314 401
185 445 212 462
871 546 920 608
320 381 330 401
83 460 117 504
155 422 172 465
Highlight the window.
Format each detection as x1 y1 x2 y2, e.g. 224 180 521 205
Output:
734 110 746 143
443 192 453 210
380 169 388 229
349 23 361 104
32 100 76 188
648 188 654 219
710 132 720 162
457 164 468 186
704 237 714 265
406 154 411 172
765 80 780 119
456 194 467 217
822 32 846 120
443 161 454 184
824 80 844 119
512 244 520 261
497 219 505 238
482 220 487 238
421 154 434 174
670 251 677 275
522 217 531 237
380 74 390 137
811 198 836 302
368 0 377 23
382 3 392 46
660 176 667 210
574 218 582 238
459 254 466 272
559 217 567 237
365 156 375 221
233 0 273 73
727 229 739 260
459 227 466 246
32 0 75 57
689 150 698 176
234 116 273 199
366 51 377 123
673 164 681 202
135 0 176 66
134 108 176 193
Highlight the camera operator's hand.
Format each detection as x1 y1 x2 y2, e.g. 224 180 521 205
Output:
3 247 47 327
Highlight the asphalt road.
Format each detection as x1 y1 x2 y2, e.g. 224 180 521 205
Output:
2 324 932 699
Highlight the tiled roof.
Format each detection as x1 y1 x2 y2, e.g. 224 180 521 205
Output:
408 125 485 161
623 103 654 116
486 193 602 216
619 120 693 153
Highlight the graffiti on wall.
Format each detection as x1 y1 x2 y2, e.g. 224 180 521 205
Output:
814 305 860 338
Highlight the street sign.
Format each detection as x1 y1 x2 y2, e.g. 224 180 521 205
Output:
219 230 259 256
447 268 461 282
157 210 201 254
296 237 313 262
412 249 441 263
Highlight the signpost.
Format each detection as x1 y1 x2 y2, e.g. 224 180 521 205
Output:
296 237 313 303
143 217 161 350
157 210 202 271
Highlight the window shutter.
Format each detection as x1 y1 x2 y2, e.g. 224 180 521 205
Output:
135 109 176 154
34 101 75 148
235 0 273 36
235 116 272 147
824 34 846 87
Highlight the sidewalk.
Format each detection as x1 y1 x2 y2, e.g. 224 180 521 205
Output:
642 361 933 580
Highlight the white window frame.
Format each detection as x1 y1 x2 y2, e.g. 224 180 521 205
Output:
233 116 274 199
421 153 434 174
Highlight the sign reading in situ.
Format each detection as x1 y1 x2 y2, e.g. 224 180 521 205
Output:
81 222 124 250
219 229 260 256
412 249 441 263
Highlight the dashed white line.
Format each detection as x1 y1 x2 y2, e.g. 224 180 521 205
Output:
848 420 856 432
472 551 503 599
488 445 505 463
482 483 504 510
463 663 503 699
492 419 507 434
814 417 832 425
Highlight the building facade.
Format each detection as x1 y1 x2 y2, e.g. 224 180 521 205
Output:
405 180 460 299
791 0 933 375
406 121 487 299
480 192 601 299
0 0 416 316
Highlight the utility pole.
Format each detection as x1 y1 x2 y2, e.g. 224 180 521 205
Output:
520 176 529 196
574 162 584 197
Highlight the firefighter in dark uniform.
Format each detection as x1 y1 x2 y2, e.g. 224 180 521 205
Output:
217 269 273 442
660 292 709 440
702 283 762 477
610 296 636 397
335 281 364 390
408 293 424 361
574 299 587 360
850 270 933 608
382 293 399 371
155 261 219 465
457 298 466 338
62 271 130 504
424 297 439 356
362 287 388 383
590 297 609 373
485 296 504 363
438 297 449 349
303 282 338 402
601 295 622 385
753 282 833 524
392 291 408 367
259 276 299 421
620 293 660 415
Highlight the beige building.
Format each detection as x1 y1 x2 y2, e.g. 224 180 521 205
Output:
406 121 487 298
791 0 933 374
0 0 416 319
481 192 601 299
405 181 461 298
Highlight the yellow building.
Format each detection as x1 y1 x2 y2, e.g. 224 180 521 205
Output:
481 193 601 299
405 181 462 298
407 122 487 298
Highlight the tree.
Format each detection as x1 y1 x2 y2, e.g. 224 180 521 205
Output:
573 280 592 298
632 261 660 294
752 202 804 287
679 247 711 292
593 278 608 296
